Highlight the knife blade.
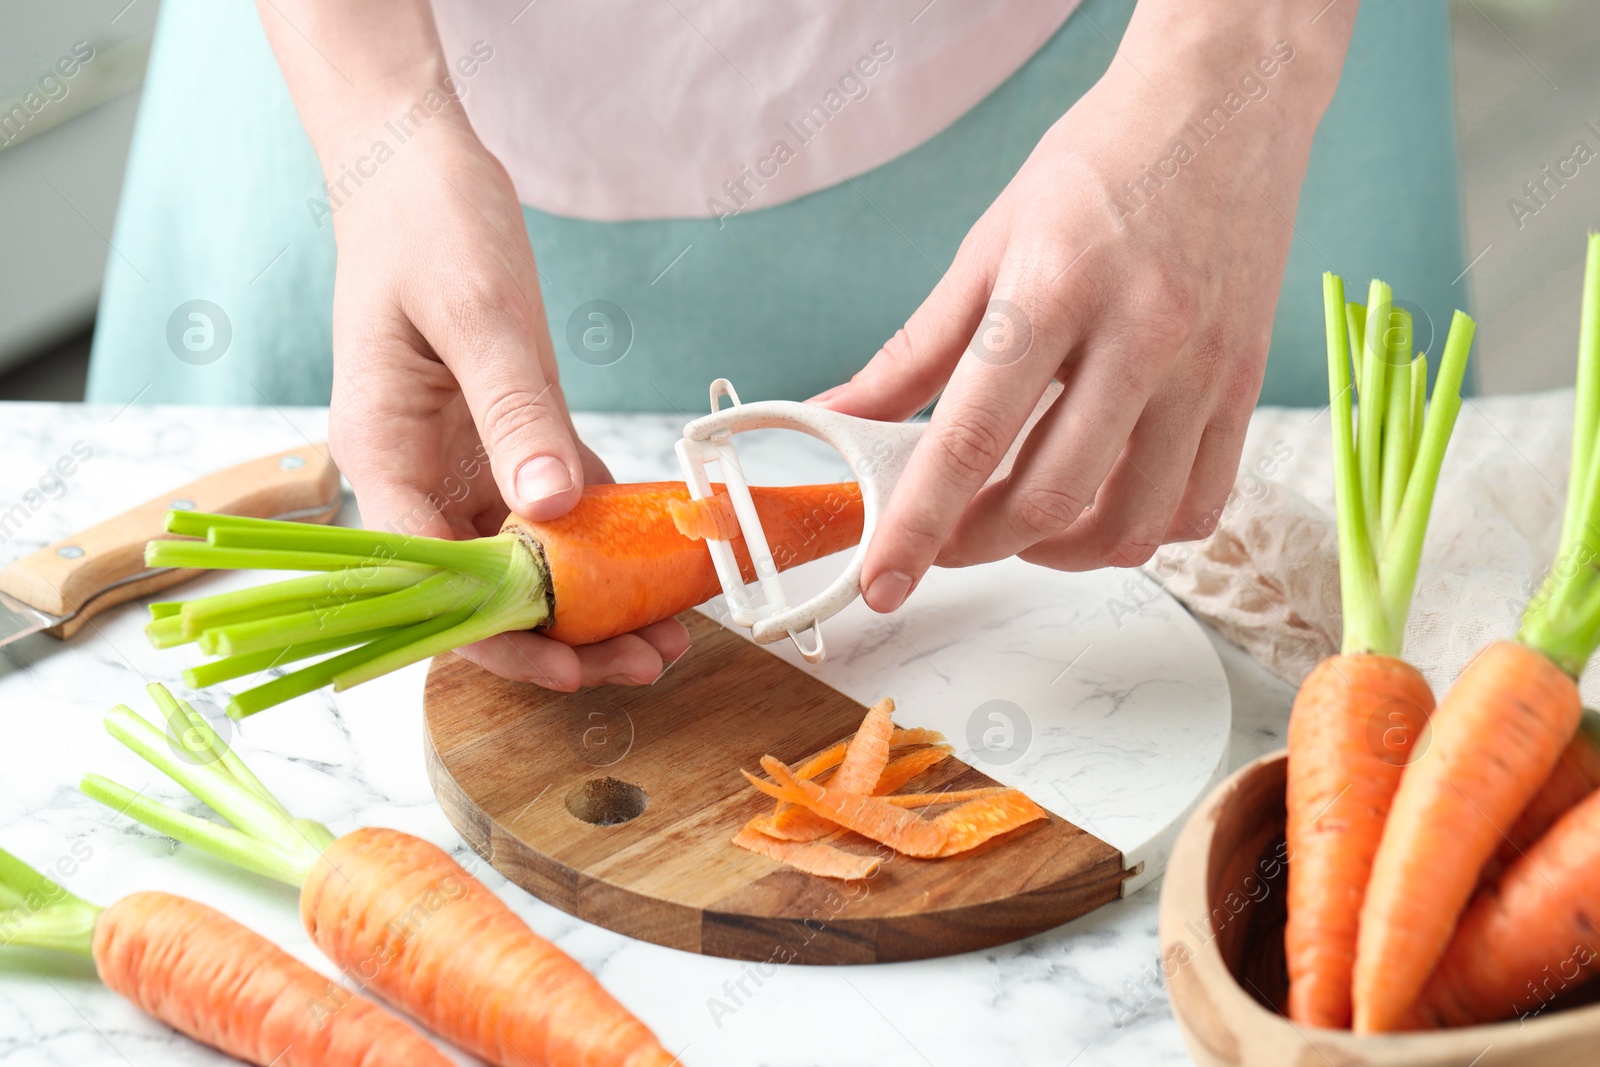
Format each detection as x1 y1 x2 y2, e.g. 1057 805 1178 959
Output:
0 444 341 647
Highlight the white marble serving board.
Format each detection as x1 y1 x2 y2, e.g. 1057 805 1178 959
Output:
0 402 1242 1067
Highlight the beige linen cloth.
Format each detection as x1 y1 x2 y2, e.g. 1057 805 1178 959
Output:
1142 389 1599 701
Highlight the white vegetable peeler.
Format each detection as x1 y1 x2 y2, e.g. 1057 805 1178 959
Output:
675 379 926 664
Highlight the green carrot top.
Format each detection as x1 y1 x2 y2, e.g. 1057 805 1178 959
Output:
1322 273 1475 657
1518 232 1600 676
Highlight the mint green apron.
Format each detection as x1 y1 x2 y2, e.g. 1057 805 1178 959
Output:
87 0 1467 412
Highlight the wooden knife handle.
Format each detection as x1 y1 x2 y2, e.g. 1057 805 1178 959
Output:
0 444 341 638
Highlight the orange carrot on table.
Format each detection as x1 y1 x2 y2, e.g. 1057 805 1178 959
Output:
143 480 864 716
0 849 448 1066
1360 235 1600 1032
83 685 678 1067
1283 274 1473 1029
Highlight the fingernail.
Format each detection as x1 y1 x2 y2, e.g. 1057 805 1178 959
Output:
806 384 845 405
515 455 572 508
864 570 914 613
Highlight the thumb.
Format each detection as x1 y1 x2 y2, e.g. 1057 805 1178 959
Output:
473 370 585 522
424 303 586 521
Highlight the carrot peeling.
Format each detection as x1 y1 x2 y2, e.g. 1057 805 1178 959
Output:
732 699 1048 877
930 789 1049 856
881 786 1006 807
872 745 954 795
730 825 881 880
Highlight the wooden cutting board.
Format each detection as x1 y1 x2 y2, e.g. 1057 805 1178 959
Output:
423 612 1135 965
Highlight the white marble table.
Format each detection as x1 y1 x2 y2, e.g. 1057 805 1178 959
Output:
0 402 1296 1067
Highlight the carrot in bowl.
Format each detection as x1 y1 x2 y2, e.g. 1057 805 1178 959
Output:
1353 234 1600 1033
83 684 678 1067
1283 274 1474 1029
143 481 863 716
1408 782 1600 1028
1479 708 1600 887
0 847 449 1065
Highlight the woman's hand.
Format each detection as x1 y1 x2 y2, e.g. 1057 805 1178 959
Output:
258 0 688 688
815 1 1357 612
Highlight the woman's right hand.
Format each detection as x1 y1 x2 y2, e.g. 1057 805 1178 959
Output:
258 1 688 689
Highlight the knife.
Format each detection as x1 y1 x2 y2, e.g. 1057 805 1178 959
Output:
0 444 341 647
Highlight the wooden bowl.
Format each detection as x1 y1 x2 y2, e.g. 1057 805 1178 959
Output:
1159 749 1600 1066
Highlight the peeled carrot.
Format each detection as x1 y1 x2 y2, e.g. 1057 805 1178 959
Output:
1353 641 1580 1032
96 891 452 1066
1285 655 1434 1027
516 482 864 646
1410 784 1600 1028
0 843 448 1066
84 686 676 1067
142 480 863 715
1283 274 1472 1029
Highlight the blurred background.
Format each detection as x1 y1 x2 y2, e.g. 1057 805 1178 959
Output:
0 0 1590 401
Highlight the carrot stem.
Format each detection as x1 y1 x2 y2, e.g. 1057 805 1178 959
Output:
0 847 100 956
226 607 478 718
206 523 511 582
95 700 325 879
1408 355 1427 471
1563 232 1600 551
176 566 429 636
1356 281 1393 553
182 627 400 689
206 572 486 657
1347 302 1367 395
85 686 337 888
1520 234 1600 675
1325 275 1390 656
1377 310 1474 632
1379 308 1414 542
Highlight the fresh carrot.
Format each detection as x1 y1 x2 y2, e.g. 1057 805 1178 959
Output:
1479 709 1600 887
83 684 678 1067
1354 234 1600 1033
1409 783 1600 1028
142 481 863 716
1283 274 1473 1028
1356 233 1600 1036
0 847 448 1066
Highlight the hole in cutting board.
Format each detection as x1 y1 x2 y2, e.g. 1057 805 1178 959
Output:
566 778 648 826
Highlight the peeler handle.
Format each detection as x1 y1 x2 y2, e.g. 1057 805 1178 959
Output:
680 392 926 654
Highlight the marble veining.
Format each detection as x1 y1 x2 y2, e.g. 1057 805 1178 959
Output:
0 402 1295 1067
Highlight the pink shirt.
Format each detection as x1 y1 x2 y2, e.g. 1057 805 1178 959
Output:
431 1 1080 221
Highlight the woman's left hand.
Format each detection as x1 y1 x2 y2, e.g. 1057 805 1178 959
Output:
812 1 1356 612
